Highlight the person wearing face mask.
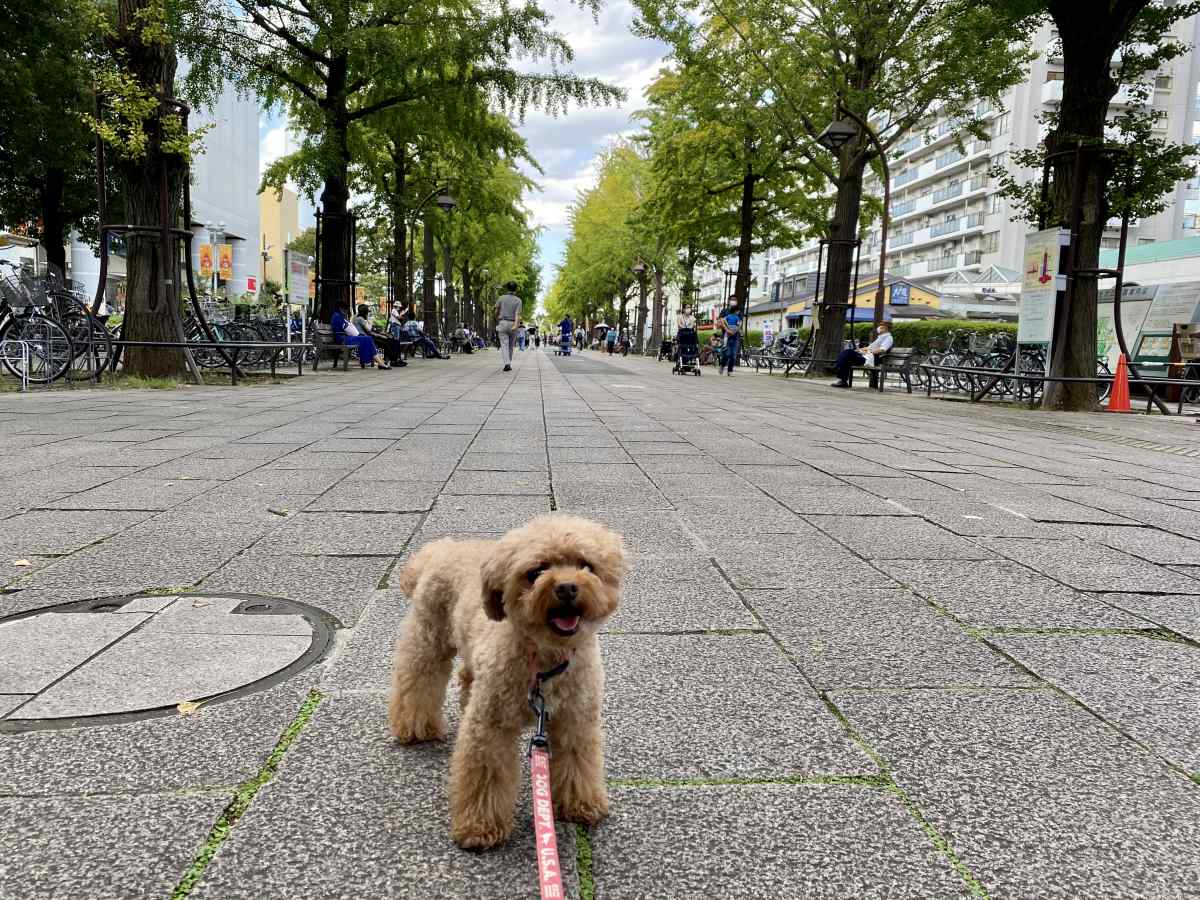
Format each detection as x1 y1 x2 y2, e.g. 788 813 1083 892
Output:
717 295 742 375
831 321 893 388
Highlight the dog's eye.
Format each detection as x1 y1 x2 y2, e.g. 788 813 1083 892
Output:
579 561 593 572
526 567 545 583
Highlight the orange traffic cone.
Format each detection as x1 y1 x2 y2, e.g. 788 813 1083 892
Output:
1107 353 1131 413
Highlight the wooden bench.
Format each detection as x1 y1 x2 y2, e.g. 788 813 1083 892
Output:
848 347 916 393
311 323 352 371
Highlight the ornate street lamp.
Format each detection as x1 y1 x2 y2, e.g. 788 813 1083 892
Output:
816 119 857 151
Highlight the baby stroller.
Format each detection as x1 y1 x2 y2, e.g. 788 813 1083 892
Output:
558 329 572 356
673 327 700 376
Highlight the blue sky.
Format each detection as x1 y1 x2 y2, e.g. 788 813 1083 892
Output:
257 1 667 294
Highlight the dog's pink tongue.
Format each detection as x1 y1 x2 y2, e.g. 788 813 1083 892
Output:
553 615 581 632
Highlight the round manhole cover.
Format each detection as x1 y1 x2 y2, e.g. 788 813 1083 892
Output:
0 593 336 732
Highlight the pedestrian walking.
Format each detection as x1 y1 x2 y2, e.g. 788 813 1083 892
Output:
605 326 617 354
716 295 742 376
517 323 527 351
495 281 522 372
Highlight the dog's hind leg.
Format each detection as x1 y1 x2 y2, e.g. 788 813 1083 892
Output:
387 593 454 743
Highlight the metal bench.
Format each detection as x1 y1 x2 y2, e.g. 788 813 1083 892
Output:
311 323 352 371
848 347 916 393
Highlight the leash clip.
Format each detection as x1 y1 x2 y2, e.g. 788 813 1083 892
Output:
526 660 567 757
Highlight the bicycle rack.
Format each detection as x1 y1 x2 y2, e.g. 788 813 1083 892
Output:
0 339 31 391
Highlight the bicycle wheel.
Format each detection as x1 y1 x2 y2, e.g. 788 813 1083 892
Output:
1094 360 1112 405
0 314 73 383
59 305 114 379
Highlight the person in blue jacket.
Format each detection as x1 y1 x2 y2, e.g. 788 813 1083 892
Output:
717 296 742 375
331 303 387 369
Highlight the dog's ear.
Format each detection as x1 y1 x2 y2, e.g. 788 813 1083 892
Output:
480 547 506 621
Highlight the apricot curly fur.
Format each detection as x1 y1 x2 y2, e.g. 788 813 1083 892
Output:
387 514 626 849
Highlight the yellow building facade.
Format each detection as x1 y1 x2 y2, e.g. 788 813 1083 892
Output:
258 187 300 290
785 277 941 322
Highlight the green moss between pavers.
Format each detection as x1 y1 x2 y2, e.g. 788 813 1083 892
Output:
575 825 594 900
171 689 324 898
968 625 1186 644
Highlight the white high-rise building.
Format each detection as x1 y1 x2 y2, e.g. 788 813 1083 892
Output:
772 15 1200 312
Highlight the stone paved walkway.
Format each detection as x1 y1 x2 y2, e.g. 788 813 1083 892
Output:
1 348 1199 898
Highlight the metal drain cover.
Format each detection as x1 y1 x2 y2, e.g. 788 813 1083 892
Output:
0 593 335 731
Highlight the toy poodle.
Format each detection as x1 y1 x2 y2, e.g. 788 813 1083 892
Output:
387 513 626 849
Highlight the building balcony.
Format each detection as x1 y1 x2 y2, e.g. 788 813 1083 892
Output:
930 218 961 238
892 198 918 216
1042 78 1149 108
892 231 915 247
895 168 921 187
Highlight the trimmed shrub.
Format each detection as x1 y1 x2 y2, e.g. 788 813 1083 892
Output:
776 319 1016 354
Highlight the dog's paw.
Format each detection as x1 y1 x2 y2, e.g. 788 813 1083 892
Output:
389 714 447 744
556 794 609 826
451 819 511 850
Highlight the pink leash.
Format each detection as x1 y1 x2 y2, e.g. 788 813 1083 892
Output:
527 658 570 900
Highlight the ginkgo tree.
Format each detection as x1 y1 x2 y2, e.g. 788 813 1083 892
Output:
180 0 620 321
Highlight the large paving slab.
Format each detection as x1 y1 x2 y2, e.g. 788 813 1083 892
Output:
590 784 973 899
836 690 1200 899
0 792 229 900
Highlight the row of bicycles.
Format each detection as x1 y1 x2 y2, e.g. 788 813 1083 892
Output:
744 327 1121 404
0 263 309 384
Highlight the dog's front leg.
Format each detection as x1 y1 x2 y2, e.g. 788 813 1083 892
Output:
548 697 609 826
448 705 521 849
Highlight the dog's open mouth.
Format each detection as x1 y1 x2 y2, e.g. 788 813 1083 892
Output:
547 606 582 636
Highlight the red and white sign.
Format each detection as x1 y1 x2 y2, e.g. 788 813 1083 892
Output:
530 748 564 899
247 276 257 292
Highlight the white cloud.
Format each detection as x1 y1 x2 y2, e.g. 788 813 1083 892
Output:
515 0 669 285
259 125 288 179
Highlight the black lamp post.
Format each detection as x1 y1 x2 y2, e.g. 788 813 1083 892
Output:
818 115 890 328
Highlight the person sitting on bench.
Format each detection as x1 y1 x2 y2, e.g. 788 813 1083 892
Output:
355 304 408 367
403 314 450 359
832 322 893 388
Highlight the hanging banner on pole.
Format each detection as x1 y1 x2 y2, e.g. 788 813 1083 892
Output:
198 244 213 279
1018 228 1070 370
218 244 234 280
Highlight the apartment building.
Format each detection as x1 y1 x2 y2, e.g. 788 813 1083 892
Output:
771 15 1200 307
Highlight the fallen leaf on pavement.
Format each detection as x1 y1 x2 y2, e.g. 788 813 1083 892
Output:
177 700 205 716
12 560 30 567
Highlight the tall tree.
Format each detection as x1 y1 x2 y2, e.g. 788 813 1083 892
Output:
640 0 1033 364
987 0 1200 409
90 0 206 377
184 0 619 321
0 0 98 276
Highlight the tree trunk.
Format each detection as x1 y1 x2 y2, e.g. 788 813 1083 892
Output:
39 166 67 277
812 153 869 367
421 215 438 339
1042 13 1123 411
317 54 352 323
650 266 664 350
634 274 648 353
441 238 455 334
115 0 186 378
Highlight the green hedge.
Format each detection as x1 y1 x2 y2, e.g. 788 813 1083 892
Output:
774 319 1015 355
695 328 764 348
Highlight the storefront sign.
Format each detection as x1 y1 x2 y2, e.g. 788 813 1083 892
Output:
890 283 911 306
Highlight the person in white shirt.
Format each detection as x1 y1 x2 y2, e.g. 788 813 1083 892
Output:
832 322 893 388
675 307 696 332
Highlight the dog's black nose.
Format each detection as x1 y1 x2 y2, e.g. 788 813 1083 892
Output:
554 582 578 601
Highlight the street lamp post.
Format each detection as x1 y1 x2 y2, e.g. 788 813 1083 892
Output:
818 114 890 328
408 180 457 336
